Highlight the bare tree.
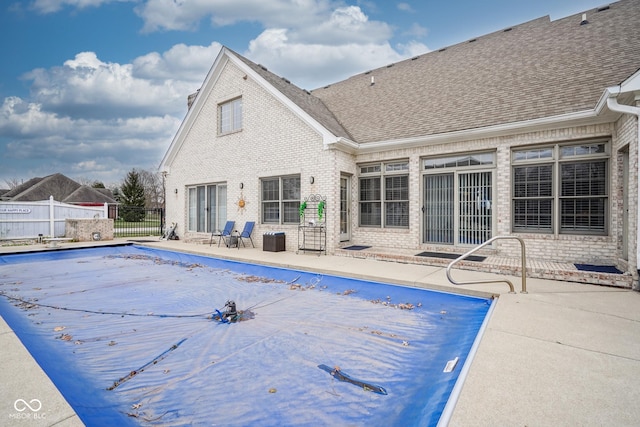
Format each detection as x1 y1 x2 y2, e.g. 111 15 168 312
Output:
3 178 22 190
138 169 164 209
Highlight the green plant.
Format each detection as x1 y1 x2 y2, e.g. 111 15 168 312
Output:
318 200 325 221
299 201 307 218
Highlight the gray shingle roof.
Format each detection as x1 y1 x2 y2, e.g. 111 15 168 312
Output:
8 173 81 201
63 185 116 204
237 0 640 145
1 173 115 204
232 50 353 140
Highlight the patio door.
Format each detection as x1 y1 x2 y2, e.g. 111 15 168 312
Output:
340 175 351 241
188 183 227 232
423 173 454 244
423 171 492 245
208 184 228 233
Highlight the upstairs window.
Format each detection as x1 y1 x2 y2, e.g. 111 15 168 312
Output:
219 97 242 134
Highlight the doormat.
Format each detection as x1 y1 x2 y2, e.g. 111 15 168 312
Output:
575 264 623 274
342 245 371 251
415 251 486 263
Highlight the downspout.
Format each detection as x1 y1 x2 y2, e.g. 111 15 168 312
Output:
606 89 640 288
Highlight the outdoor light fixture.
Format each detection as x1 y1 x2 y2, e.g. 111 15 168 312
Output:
174 188 178 194
240 182 244 189
309 176 315 184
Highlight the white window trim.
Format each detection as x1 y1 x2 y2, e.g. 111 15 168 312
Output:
218 97 243 135
511 140 609 235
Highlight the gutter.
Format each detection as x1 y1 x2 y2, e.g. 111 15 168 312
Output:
605 86 640 281
327 107 613 155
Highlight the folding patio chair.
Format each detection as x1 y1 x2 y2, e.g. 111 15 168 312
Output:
210 221 234 247
236 221 255 249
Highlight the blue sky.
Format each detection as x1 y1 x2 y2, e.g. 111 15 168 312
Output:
0 0 610 188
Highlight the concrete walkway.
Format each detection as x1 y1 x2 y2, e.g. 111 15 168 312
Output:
1 239 639 426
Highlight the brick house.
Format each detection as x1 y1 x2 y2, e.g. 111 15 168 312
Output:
160 0 640 286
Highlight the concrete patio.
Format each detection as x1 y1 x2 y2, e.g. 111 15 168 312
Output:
1 238 639 426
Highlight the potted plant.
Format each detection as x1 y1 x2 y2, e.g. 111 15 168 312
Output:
318 200 325 221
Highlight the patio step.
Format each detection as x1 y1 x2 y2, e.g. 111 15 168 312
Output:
335 248 635 289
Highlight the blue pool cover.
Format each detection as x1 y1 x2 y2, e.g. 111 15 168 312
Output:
0 245 494 426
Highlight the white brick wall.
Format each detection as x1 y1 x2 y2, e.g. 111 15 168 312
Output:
163 57 637 278
350 123 634 268
165 60 333 252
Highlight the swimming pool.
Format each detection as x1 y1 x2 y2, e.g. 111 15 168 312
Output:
0 245 494 426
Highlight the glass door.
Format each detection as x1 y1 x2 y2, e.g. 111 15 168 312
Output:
188 184 227 232
340 175 351 241
423 173 454 244
422 169 493 245
458 171 492 245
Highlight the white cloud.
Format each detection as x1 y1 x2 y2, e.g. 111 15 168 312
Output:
246 29 408 90
396 40 430 57
29 0 133 14
397 3 414 13
133 42 222 82
0 97 179 159
293 6 392 45
0 43 203 183
2 1 432 183
23 50 201 119
404 23 428 38
135 0 332 32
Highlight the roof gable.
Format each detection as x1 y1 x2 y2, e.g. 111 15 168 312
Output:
160 47 352 170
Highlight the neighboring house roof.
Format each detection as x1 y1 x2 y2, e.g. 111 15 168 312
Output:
1 177 46 199
63 185 117 204
0 173 115 204
308 0 640 144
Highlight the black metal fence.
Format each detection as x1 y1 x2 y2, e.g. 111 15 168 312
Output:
108 205 165 238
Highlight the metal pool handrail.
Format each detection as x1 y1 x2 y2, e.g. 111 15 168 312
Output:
446 235 527 294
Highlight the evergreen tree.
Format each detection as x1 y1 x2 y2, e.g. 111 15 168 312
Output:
119 169 146 222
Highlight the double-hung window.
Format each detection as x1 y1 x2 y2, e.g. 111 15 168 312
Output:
359 161 409 228
512 141 608 234
219 97 242 134
261 175 300 224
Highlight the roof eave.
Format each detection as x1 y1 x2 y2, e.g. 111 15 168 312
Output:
325 137 358 153
354 108 616 155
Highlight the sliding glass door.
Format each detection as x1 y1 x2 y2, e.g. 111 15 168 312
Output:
423 173 454 244
188 183 227 233
422 153 495 245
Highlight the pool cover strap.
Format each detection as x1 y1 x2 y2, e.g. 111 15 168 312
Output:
318 364 388 395
108 338 187 390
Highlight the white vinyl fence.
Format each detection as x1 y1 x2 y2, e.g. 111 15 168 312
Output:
0 196 108 240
